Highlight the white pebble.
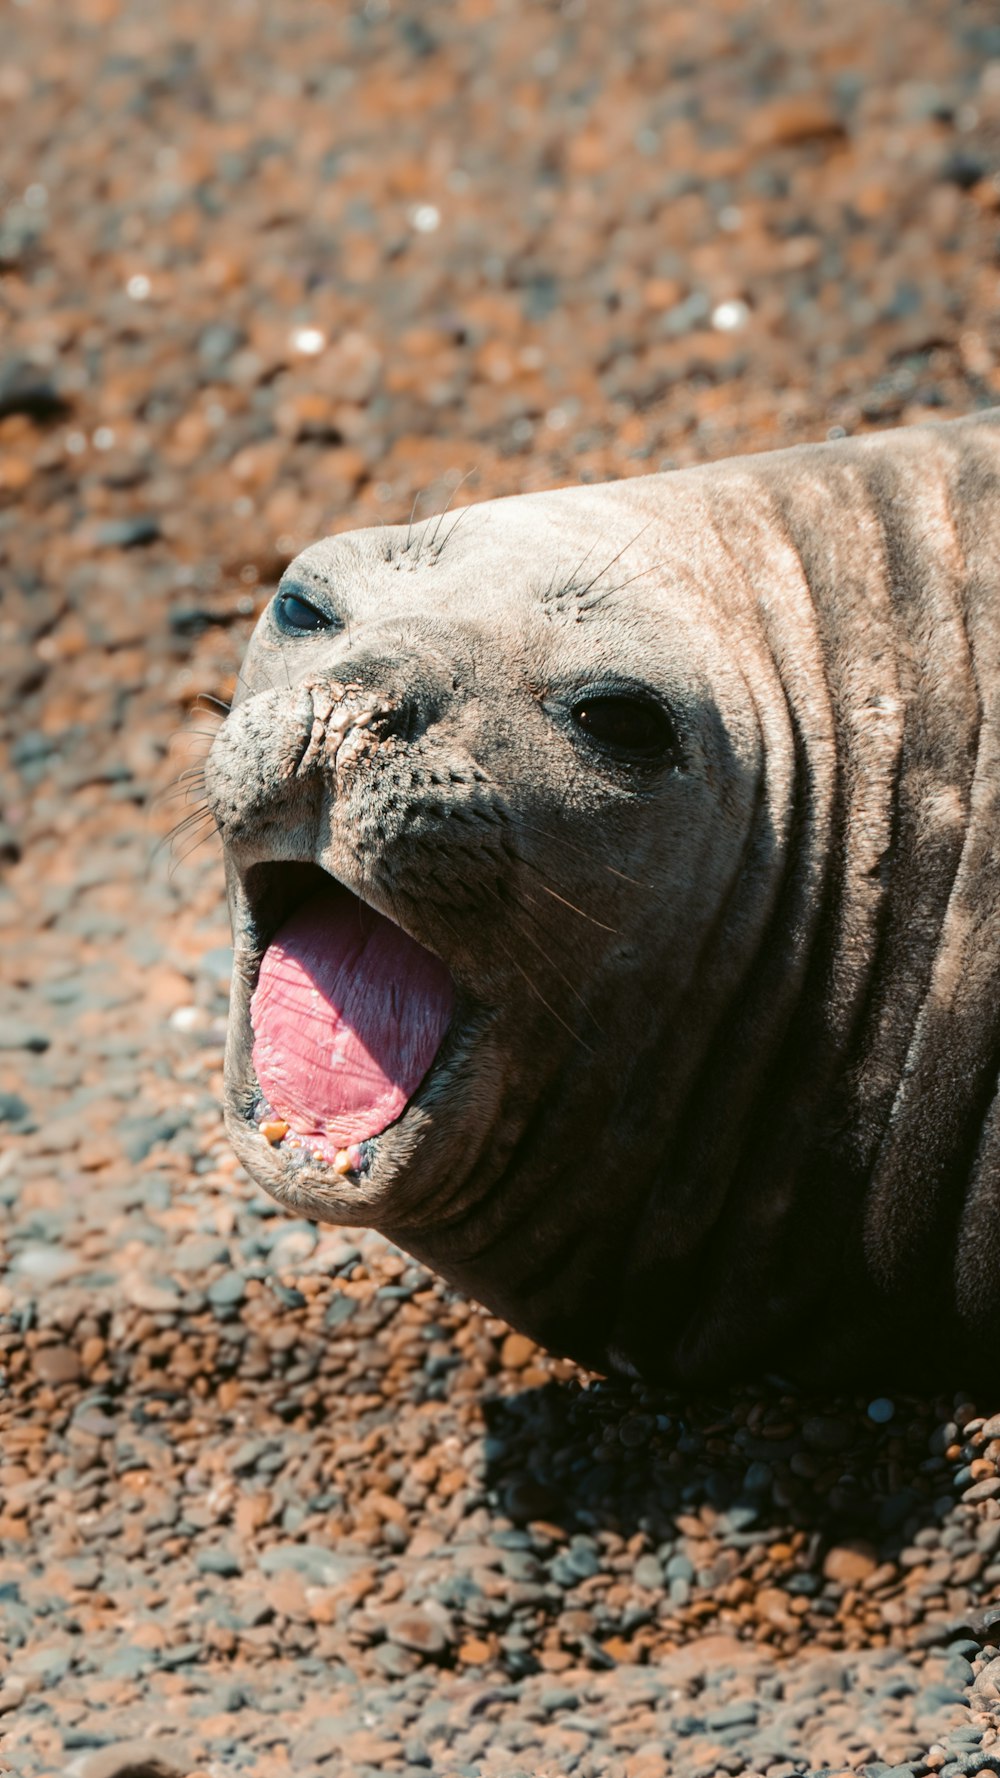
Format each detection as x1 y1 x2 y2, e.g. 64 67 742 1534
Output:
13 1245 80 1283
409 203 441 233
711 298 750 333
169 1005 202 1032
126 273 152 300
290 325 326 355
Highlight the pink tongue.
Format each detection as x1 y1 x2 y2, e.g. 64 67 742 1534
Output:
250 886 454 1151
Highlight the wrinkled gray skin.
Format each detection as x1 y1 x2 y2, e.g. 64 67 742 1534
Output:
205 412 1000 1387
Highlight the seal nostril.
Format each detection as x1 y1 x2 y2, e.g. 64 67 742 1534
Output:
378 699 424 746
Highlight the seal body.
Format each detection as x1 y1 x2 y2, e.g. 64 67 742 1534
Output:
206 412 1000 1387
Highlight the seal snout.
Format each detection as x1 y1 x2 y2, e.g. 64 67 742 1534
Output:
289 677 387 780
207 631 474 1218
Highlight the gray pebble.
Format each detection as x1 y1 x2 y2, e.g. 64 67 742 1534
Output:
0 1018 50 1052
633 1554 664 1589
258 1543 364 1587
917 1684 972 1711
538 1687 580 1713
207 1271 247 1311
195 1548 243 1577
174 1237 231 1272
706 1701 759 1730
94 515 161 549
665 1554 695 1582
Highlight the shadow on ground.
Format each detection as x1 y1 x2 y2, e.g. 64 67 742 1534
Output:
480 1372 1000 1626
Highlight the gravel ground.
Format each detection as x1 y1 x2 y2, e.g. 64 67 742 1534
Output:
4 1 1000 1774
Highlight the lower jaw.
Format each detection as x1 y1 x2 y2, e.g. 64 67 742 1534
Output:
249 1090 377 1178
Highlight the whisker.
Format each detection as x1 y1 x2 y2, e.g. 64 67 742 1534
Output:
542 565 560 601
428 877 589 1049
153 763 207 797
519 889 610 977
426 470 475 553
193 693 231 716
574 519 654 601
158 783 208 808
169 821 222 878
528 881 617 934
157 808 216 851
504 846 622 933
405 487 423 554
577 553 672 610
560 536 602 593
503 813 649 889
149 806 218 882
506 947 592 1050
476 879 602 1032
433 490 478 559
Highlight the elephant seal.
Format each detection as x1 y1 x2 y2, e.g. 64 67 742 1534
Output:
205 411 1000 1387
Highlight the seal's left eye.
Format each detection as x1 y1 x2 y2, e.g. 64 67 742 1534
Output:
571 693 677 759
273 589 333 634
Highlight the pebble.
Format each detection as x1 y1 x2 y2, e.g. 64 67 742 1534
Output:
65 1741 193 1778
32 1343 81 1385
93 516 161 550
633 1555 664 1590
195 1548 243 1578
387 1611 452 1659
206 1271 247 1312
0 1020 50 1052
257 1545 364 1587
869 1399 897 1424
12 1245 81 1284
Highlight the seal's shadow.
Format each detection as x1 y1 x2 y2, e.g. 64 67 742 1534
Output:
481 1373 971 1560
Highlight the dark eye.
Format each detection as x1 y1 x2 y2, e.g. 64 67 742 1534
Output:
571 693 678 760
273 588 333 634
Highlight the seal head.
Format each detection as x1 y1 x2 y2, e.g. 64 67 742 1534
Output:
204 481 765 1376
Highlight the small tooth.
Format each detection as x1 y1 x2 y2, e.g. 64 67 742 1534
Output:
262 1120 289 1145
332 1149 352 1174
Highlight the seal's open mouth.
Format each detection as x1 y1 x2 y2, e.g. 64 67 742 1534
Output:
238 864 454 1174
